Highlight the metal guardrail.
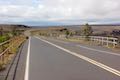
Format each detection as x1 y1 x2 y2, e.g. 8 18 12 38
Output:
71 36 119 48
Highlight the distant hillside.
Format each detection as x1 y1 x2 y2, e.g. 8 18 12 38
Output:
64 25 120 37
91 26 120 34
0 24 30 31
32 24 120 30
34 24 120 37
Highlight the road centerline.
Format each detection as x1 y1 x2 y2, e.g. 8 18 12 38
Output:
35 36 120 77
24 37 31 80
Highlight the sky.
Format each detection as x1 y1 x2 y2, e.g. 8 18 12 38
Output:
0 0 120 26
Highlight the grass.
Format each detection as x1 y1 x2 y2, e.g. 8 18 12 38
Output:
59 37 92 45
59 37 120 53
0 61 6 71
0 36 8 43
0 31 19 43
0 35 26 71
0 33 11 43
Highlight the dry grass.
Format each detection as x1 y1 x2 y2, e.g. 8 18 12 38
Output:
58 37 120 51
0 35 26 71
59 38 92 45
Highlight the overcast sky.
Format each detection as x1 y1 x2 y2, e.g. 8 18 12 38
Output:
0 0 120 25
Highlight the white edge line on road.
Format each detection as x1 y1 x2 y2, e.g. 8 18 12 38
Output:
24 37 31 80
35 36 120 77
76 45 120 56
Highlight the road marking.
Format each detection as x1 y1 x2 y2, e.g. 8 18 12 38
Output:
76 45 120 56
24 37 31 80
35 37 120 77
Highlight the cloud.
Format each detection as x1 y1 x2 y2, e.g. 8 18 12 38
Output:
0 0 120 25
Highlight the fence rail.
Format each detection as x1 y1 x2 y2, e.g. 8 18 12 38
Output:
71 36 119 48
0 40 10 46
0 35 26 70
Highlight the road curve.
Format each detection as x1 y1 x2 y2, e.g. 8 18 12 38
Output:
24 37 120 80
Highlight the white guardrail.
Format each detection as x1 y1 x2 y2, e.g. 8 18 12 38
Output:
72 36 119 48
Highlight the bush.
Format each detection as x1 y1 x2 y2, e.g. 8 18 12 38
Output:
81 23 93 37
0 35 10 43
26 36 29 39
81 23 93 41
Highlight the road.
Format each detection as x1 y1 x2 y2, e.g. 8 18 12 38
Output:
24 36 120 80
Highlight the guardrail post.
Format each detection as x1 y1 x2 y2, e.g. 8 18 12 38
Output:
102 37 104 45
90 37 92 42
70 36 118 48
106 37 109 47
113 39 116 48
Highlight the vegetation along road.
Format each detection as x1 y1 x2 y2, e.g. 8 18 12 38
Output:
0 24 120 80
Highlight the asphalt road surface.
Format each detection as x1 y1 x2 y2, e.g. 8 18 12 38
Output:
24 36 120 80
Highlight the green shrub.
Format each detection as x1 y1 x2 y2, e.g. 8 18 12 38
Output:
0 36 8 43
